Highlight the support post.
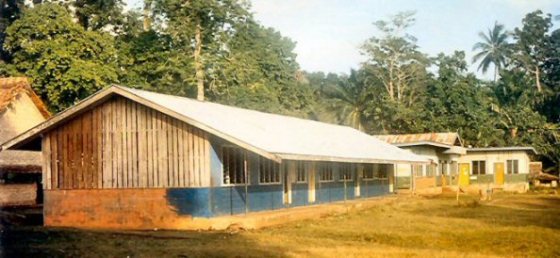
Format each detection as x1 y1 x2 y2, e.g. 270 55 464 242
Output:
244 150 248 215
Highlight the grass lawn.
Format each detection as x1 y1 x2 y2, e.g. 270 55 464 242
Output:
1 192 559 257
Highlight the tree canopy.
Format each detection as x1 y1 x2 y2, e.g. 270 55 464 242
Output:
0 2 559 173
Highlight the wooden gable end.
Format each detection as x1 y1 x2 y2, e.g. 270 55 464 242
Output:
42 96 211 190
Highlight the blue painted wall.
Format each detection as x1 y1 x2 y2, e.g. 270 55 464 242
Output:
166 188 212 217
316 181 355 203
360 180 389 198
291 183 308 207
173 137 392 218
164 177 390 218
209 185 284 216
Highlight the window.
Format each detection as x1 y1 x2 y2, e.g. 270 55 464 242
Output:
296 161 306 183
222 147 246 184
363 164 375 179
440 161 448 175
259 156 280 184
376 164 389 179
319 163 334 182
472 160 486 175
506 160 519 174
449 162 458 175
426 164 436 177
413 164 423 177
339 163 353 181
363 164 389 179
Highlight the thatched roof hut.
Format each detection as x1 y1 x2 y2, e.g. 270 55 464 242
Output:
0 77 50 173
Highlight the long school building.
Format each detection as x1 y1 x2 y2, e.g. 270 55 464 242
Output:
2 86 426 229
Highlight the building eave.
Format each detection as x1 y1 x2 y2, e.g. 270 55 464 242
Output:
466 147 538 155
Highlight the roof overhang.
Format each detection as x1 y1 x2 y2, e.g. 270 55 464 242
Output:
394 141 454 149
276 153 428 164
466 147 538 155
443 146 467 155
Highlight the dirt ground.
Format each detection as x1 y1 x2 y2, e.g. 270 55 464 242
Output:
1 192 559 258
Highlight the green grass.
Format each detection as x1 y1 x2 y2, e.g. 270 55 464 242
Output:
2 193 559 257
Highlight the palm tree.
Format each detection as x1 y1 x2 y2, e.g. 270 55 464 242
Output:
472 22 510 81
323 70 370 131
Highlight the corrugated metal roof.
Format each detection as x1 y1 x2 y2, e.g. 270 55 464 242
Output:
124 87 427 163
374 132 462 147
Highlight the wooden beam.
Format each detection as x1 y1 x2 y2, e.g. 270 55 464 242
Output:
42 134 51 190
51 130 58 189
138 104 147 188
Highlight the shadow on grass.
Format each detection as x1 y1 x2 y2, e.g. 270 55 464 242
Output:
0 226 290 258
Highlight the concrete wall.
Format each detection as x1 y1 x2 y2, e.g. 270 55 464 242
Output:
458 151 531 175
44 188 200 229
395 146 458 178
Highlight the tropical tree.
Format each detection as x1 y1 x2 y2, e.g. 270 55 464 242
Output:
208 19 311 115
3 3 118 111
68 0 126 32
321 70 370 131
472 21 510 81
425 51 503 146
0 0 26 61
361 11 429 105
154 0 250 101
512 10 553 92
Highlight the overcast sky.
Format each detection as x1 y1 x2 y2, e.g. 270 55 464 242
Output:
127 0 560 79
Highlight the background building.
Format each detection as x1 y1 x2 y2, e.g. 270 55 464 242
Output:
0 77 50 206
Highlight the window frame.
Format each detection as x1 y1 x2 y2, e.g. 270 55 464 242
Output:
362 164 375 181
258 156 281 185
338 163 353 182
506 159 519 174
375 164 389 180
440 161 448 175
413 164 424 177
472 160 486 175
426 164 436 177
318 163 334 182
222 146 247 186
295 161 307 183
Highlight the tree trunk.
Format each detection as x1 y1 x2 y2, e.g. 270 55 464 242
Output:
510 127 518 139
388 59 395 100
194 22 204 101
143 0 152 31
493 65 498 82
535 66 542 93
388 81 394 100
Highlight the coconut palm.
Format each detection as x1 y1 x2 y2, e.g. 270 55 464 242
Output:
472 22 510 81
323 70 371 131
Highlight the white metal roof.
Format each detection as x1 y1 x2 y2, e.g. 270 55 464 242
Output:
2 86 428 164
124 87 427 163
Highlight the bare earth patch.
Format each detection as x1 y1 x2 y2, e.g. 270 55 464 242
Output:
1 192 559 257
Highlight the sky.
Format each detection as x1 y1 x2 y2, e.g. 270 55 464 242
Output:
127 0 560 79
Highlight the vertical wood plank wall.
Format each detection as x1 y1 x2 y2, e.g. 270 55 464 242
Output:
41 96 211 190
